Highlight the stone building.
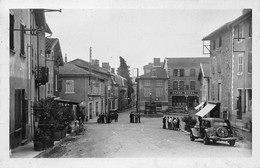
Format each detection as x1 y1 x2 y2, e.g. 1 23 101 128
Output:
163 57 209 113
9 9 52 149
137 59 168 113
202 10 252 133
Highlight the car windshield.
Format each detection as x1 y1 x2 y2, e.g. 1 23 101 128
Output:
213 121 228 127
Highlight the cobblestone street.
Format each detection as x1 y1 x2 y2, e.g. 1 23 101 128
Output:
38 108 251 158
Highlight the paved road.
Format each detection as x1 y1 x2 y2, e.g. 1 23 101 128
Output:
40 108 251 158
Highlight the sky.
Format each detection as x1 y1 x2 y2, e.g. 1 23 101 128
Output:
45 9 242 76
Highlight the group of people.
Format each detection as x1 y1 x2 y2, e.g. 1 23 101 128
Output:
162 116 180 130
130 112 141 123
97 112 118 124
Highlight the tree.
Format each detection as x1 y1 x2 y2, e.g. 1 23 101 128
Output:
117 56 134 104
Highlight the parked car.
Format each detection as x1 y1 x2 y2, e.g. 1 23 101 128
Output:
190 118 237 146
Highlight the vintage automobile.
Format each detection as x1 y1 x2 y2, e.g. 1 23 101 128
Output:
190 118 237 146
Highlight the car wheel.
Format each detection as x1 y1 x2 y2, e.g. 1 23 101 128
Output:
203 136 209 145
229 140 236 146
190 132 195 141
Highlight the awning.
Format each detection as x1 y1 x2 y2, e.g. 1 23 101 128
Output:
54 97 81 104
195 103 216 117
195 102 205 110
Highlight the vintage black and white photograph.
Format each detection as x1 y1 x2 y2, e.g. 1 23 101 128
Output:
1 0 260 168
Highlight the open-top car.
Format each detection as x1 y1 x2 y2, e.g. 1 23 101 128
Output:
190 118 237 146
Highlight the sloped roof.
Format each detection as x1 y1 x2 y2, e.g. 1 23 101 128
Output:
69 59 111 76
202 10 252 40
34 9 52 34
139 67 168 79
59 63 90 76
46 38 58 51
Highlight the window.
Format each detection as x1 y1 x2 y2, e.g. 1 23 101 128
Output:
10 14 14 51
212 39 216 50
238 23 244 41
144 88 151 97
179 81 184 90
180 69 184 77
249 19 252 37
173 69 178 76
65 80 74 93
156 80 163 86
219 36 222 47
173 81 178 90
156 88 163 97
246 89 252 112
238 53 244 74
185 85 189 90
248 52 252 73
20 24 25 56
144 80 150 86
190 81 196 90
190 69 196 76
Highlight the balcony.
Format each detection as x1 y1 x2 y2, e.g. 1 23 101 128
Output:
35 66 49 86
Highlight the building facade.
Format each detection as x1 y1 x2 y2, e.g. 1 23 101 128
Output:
137 65 168 113
45 38 64 98
202 9 252 133
163 57 209 113
9 9 52 149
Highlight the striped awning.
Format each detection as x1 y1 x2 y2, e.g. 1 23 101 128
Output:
195 103 216 117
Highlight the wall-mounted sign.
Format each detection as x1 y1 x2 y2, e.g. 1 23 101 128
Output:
172 91 198 95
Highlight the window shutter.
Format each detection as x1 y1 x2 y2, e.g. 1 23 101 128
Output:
248 52 252 73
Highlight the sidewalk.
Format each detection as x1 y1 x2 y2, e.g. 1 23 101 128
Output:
10 121 77 158
10 140 60 158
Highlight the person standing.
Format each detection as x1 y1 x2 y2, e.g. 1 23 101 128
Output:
138 113 141 123
176 117 180 130
169 117 172 130
130 112 133 123
163 116 166 129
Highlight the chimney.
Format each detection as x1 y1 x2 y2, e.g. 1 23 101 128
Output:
153 58 160 67
242 9 251 14
93 59 99 68
102 62 111 71
65 53 67 63
111 68 115 74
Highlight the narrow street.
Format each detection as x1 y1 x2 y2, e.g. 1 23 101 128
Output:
39 108 251 158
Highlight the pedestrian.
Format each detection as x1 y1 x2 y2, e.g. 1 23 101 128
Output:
162 116 166 129
74 120 79 135
115 112 118 122
167 117 170 129
176 117 180 130
130 112 133 123
173 117 177 130
105 113 108 123
168 117 172 130
101 113 104 123
135 113 138 123
138 113 141 123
